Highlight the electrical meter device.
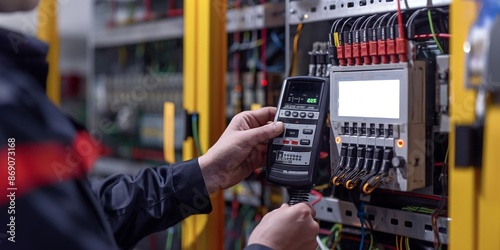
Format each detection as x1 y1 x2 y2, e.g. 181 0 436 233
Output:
267 76 329 195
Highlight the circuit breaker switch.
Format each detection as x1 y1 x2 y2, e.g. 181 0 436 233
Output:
332 145 348 185
345 145 357 168
362 147 374 172
371 147 384 173
379 148 394 174
354 147 366 170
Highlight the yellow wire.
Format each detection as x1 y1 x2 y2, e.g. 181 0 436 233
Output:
333 32 340 47
406 237 410 250
314 184 330 190
400 235 403 250
395 235 399 250
289 23 303 76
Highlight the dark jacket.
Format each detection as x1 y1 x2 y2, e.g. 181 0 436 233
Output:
0 28 271 250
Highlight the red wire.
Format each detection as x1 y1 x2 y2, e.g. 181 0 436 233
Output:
396 0 405 38
319 228 332 235
310 190 323 206
108 0 116 26
379 189 447 202
145 0 152 20
234 0 241 91
260 0 267 83
167 0 183 17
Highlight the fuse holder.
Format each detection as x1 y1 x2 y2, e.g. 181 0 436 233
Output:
386 39 398 63
353 42 362 65
369 41 379 64
377 39 388 64
396 38 408 62
360 42 371 65
336 45 346 66
344 43 354 66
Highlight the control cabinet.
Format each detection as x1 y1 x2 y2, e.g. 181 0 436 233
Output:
330 62 426 193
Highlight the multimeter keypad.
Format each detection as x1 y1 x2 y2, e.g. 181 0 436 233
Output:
272 124 316 148
279 110 319 120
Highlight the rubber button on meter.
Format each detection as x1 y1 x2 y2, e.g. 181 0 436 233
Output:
291 141 299 145
292 112 298 117
300 139 311 145
303 129 313 134
308 113 314 118
285 129 299 138
284 111 291 116
300 112 306 118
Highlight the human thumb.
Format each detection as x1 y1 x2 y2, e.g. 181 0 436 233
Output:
242 121 284 146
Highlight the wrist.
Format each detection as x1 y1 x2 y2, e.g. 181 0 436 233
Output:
198 155 219 194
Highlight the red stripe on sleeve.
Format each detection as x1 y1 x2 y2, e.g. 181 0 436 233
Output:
0 132 101 205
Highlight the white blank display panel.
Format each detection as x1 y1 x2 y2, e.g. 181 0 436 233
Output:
338 80 400 119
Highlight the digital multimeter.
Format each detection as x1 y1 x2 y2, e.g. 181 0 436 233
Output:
267 76 329 190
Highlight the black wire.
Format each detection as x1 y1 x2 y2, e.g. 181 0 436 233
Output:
407 9 426 28
340 17 354 33
330 19 342 34
361 14 378 30
333 18 344 33
373 13 391 29
432 157 448 249
389 12 399 26
350 16 367 32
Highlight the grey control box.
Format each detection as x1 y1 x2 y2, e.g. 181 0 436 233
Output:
330 62 426 192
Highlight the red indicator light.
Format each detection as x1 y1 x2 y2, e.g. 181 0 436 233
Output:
260 79 268 87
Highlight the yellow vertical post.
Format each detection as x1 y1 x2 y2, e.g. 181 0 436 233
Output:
37 0 61 106
449 1 479 249
182 0 227 249
478 105 500 249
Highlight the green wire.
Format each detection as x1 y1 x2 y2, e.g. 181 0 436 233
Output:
192 115 203 156
165 227 174 250
235 237 242 250
427 9 444 54
402 206 434 214
406 237 410 250
369 232 374 250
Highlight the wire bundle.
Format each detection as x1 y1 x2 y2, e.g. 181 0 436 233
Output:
432 148 448 250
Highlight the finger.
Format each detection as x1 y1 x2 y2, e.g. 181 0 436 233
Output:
241 121 284 147
293 202 316 218
246 107 278 126
280 203 290 209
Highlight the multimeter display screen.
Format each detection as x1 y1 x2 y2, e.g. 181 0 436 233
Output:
284 81 322 109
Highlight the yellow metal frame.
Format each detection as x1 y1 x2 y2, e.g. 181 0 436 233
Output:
37 0 61 106
182 0 227 249
450 1 500 249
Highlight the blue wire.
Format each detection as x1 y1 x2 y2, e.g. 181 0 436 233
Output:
270 31 285 50
358 202 366 250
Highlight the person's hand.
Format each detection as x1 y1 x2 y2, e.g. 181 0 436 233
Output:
248 203 319 250
198 107 284 194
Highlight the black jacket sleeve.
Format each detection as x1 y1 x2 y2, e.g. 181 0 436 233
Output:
91 159 213 249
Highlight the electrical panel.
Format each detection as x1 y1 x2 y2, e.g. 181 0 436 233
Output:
282 0 451 249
